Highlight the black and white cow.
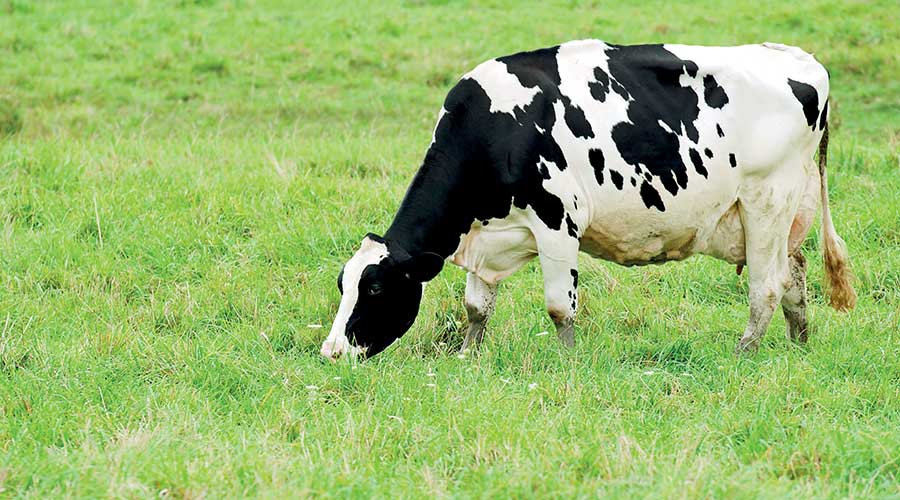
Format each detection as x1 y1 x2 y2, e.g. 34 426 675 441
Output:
321 40 856 359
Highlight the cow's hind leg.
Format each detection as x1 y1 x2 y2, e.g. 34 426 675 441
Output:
735 181 800 353
461 272 497 352
781 168 818 344
736 243 791 353
782 252 808 343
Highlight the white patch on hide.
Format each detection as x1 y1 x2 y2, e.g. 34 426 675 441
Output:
465 59 540 117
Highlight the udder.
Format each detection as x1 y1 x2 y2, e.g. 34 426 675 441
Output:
697 201 746 265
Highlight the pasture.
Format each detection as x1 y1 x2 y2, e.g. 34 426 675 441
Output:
1 0 899 497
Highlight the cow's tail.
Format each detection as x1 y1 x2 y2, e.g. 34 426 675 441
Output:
818 123 857 311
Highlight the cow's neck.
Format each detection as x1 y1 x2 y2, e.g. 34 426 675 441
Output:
384 148 472 261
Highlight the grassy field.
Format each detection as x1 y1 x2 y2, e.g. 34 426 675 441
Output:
1 0 899 497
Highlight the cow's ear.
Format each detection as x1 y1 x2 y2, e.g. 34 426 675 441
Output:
361 232 386 250
365 232 386 244
401 252 444 282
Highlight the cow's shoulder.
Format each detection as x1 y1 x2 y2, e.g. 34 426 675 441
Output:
442 46 563 122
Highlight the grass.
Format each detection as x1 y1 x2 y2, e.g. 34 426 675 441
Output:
1 0 899 497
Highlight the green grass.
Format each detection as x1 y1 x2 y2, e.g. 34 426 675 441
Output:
1 0 899 497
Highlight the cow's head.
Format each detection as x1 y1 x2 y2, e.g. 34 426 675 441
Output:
320 233 444 360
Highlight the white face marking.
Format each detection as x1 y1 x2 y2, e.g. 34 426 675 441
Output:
465 59 540 117
321 238 389 359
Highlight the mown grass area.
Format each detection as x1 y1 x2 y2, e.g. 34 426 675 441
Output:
1 0 899 497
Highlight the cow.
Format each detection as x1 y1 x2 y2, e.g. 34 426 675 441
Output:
320 40 856 360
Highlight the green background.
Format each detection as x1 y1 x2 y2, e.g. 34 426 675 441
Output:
1 1 898 497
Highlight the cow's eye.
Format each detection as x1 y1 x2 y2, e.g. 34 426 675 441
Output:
367 284 382 296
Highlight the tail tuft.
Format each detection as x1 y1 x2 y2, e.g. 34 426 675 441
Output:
818 123 857 311
822 230 857 311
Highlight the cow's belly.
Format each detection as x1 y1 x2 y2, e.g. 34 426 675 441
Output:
580 225 699 265
579 198 746 266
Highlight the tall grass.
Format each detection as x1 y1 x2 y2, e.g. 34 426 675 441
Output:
1 0 898 497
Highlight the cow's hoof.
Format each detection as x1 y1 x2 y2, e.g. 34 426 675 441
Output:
734 340 759 355
556 326 575 348
787 325 810 344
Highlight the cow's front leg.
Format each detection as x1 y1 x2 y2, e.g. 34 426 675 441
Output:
461 272 497 352
538 252 580 348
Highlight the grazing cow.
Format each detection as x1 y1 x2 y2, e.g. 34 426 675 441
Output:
321 40 856 360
